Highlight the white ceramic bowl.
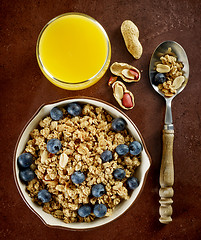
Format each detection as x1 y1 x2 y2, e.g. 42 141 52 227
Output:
13 97 151 230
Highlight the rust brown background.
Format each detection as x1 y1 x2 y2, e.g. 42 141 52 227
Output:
0 0 201 239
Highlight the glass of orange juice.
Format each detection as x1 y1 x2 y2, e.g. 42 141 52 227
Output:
36 13 111 90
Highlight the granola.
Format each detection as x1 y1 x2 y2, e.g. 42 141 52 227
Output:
154 48 184 97
19 103 141 223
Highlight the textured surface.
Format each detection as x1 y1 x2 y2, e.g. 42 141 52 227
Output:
0 0 201 239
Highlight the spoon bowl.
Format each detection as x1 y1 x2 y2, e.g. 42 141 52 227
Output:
149 40 189 100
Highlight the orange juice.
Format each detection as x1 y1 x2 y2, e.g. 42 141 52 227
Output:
36 13 111 90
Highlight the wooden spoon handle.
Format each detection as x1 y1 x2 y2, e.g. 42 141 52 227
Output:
159 128 174 224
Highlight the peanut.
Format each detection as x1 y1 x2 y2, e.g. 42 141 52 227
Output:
59 153 68 168
129 69 139 80
156 64 171 73
114 84 124 100
122 93 133 108
172 76 185 89
121 69 135 79
121 20 143 59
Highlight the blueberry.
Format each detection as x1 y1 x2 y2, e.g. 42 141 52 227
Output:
153 73 166 86
71 171 85 184
126 177 139 190
19 168 35 182
17 153 33 169
100 150 113 163
78 205 91 217
129 141 142 155
93 204 107 218
112 118 126 132
113 168 126 180
91 184 105 198
38 189 51 203
66 103 82 117
50 107 63 120
46 139 62 154
116 144 129 156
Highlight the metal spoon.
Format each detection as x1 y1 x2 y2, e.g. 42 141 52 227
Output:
149 41 189 224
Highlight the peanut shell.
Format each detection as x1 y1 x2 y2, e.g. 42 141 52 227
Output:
172 76 185 89
112 81 135 110
121 20 143 59
156 64 171 73
110 62 141 83
122 69 135 79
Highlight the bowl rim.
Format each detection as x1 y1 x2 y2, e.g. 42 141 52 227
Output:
13 96 152 231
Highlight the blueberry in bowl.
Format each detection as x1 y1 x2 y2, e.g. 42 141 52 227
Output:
19 168 35 182
38 189 52 203
93 204 107 218
66 102 82 116
100 150 113 163
113 168 126 180
46 138 62 154
17 152 33 169
127 177 139 190
50 107 63 120
71 171 86 184
116 144 129 156
112 117 126 131
91 184 105 198
78 205 92 218
129 141 143 156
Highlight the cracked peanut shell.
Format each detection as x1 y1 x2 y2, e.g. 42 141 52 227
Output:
110 62 141 83
112 81 135 110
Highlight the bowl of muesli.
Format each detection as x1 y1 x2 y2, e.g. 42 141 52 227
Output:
14 97 151 230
